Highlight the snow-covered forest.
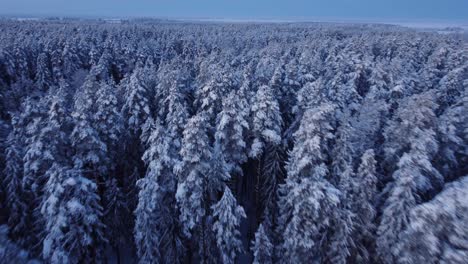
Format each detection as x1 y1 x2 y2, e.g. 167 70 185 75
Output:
0 20 466 264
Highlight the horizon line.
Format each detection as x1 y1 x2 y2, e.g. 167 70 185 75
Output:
1 14 467 29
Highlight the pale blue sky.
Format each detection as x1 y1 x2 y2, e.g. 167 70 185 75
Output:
1 0 467 21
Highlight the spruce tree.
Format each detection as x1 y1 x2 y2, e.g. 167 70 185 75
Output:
251 224 273 264
211 187 246 264
42 164 106 264
215 90 249 174
135 119 184 263
278 104 343 263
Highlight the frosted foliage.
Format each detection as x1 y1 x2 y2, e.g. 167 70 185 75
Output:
286 103 335 181
250 85 282 158
384 91 443 192
251 224 273 264
436 92 466 176
398 176 468 264
295 79 326 113
211 187 246 264
281 177 341 263
178 113 211 169
122 68 150 133
135 119 183 263
215 91 249 171
3 131 28 238
177 114 212 238
355 149 378 220
134 159 164 262
94 81 123 148
41 164 105 264
0 225 37 264
377 153 418 263
0 20 467 264
164 84 189 156
196 67 233 119
384 91 439 165
70 111 107 173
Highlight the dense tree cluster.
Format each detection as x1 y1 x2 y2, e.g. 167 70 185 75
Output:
0 19 466 263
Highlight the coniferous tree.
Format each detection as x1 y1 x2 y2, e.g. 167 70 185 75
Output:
18 97 49 253
3 129 28 245
211 186 246 264
103 177 129 262
249 83 284 243
196 65 234 125
350 149 378 262
176 113 217 263
278 104 343 263
251 224 273 264
377 153 418 263
94 81 123 161
70 109 108 178
42 164 106 264
135 119 184 263
35 52 52 92
122 67 151 136
0 20 466 264
249 84 282 158
436 88 467 180
0 225 36 263
383 91 442 194
398 176 468 263
215 90 249 174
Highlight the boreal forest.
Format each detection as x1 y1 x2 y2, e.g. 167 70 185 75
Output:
0 20 466 264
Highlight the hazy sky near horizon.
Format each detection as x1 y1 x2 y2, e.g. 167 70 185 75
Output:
1 0 467 21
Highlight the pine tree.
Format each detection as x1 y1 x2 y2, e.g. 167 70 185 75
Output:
35 52 52 92
164 81 189 143
331 112 355 186
383 91 442 194
122 67 151 136
398 176 468 263
211 187 246 264
18 97 50 252
39 91 108 263
70 110 108 177
0 225 36 263
21 97 48 195
294 78 326 116
280 167 341 263
282 103 335 182
196 65 233 124
157 68 190 164
135 119 184 263
103 177 129 261
278 104 342 263
249 83 284 240
347 95 388 159
437 65 467 109
350 149 378 262
376 153 418 263
61 42 81 80
251 224 273 264
94 80 123 170
436 89 466 180
42 164 106 264
249 84 282 158
326 190 355 264
206 141 232 198
3 130 28 244
176 113 217 262
91 49 113 82
215 90 249 174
